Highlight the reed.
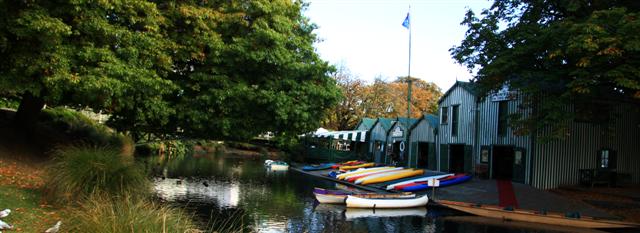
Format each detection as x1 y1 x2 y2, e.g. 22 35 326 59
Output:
46 145 150 203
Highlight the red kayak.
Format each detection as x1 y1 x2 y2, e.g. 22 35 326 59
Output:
393 174 466 190
330 160 365 169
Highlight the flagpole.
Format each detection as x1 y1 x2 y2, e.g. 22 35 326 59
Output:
406 5 412 119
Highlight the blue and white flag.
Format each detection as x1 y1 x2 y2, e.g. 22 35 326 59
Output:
402 12 410 29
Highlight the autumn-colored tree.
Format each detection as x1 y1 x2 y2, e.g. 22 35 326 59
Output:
322 64 364 130
388 77 442 118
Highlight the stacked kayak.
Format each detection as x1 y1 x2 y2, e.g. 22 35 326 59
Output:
386 173 454 190
330 160 364 169
339 162 375 171
398 174 472 191
302 163 335 171
360 169 425 185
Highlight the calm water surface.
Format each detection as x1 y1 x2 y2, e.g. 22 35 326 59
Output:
142 153 607 233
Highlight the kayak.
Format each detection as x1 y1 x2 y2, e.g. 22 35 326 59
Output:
401 175 472 191
345 194 429 208
360 169 425 185
393 174 465 190
344 168 405 182
386 173 454 190
330 160 363 168
354 169 415 184
336 167 394 180
339 162 375 171
302 163 335 171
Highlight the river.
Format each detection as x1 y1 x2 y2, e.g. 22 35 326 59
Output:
142 153 607 233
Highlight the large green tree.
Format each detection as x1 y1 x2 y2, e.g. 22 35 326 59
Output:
451 0 640 137
158 0 340 141
0 0 339 142
0 0 175 134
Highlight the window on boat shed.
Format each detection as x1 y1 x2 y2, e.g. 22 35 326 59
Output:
441 106 448 124
451 105 459 136
498 101 508 136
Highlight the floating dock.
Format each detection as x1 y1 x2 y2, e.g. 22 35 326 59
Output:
292 166 617 220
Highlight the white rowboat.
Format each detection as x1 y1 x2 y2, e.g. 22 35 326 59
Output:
345 195 429 208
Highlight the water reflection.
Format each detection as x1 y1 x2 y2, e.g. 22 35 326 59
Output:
142 153 614 233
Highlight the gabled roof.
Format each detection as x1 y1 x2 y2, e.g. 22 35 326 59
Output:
354 118 376 130
395 117 419 129
438 81 478 104
372 118 395 132
409 114 439 132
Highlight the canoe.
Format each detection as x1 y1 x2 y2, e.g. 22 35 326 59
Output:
345 207 427 219
386 173 454 190
442 216 610 233
302 163 335 171
313 188 415 204
437 200 640 229
354 169 415 184
394 174 467 190
345 194 429 208
336 167 394 180
344 168 405 182
360 169 425 185
339 162 375 171
401 175 471 191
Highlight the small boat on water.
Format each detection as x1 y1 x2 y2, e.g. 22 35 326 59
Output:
360 169 425 185
346 194 429 208
437 199 640 229
302 163 335 171
268 161 289 171
400 174 471 191
313 188 415 204
345 207 427 219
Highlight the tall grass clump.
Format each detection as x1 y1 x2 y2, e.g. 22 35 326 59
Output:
67 193 199 233
46 146 150 203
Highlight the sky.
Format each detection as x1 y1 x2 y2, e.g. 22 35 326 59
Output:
303 0 493 91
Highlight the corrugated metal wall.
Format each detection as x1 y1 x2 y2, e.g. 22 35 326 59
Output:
409 118 437 168
386 122 410 165
438 85 477 171
531 103 640 189
369 122 388 163
476 95 533 184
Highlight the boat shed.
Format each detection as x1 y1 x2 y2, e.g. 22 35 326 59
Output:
407 114 439 169
437 81 640 189
385 117 418 166
437 81 477 174
368 118 395 163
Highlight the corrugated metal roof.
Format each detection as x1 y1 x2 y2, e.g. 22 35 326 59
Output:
409 114 438 131
438 81 478 104
395 117 419 129
374 118 396 131
354 118 376 130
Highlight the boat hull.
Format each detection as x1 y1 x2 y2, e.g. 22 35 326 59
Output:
438 200 640 229
401 175 471 191
360 170 425 185
346 195 429 208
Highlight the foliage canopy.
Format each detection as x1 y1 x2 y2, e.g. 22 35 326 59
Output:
451 0 640 136
0 0 340 141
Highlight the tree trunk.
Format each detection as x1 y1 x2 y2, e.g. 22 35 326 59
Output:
14 92 45 127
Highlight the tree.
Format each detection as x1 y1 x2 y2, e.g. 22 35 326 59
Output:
451 0 640 137
158 0 340 141
1 0 340 142
322 64 363 130
0 0 174 134
390 77 442 118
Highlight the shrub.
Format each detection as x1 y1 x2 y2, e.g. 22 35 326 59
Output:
46 146 150 203
67 194 199 233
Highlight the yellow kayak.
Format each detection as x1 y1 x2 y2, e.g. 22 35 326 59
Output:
339 163 375 171
360 169 425 185
336 167 395 180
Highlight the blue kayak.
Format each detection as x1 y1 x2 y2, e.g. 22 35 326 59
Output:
302 163 335 171
401 175 472 192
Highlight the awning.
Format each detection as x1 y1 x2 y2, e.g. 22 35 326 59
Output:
312 130 367 142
